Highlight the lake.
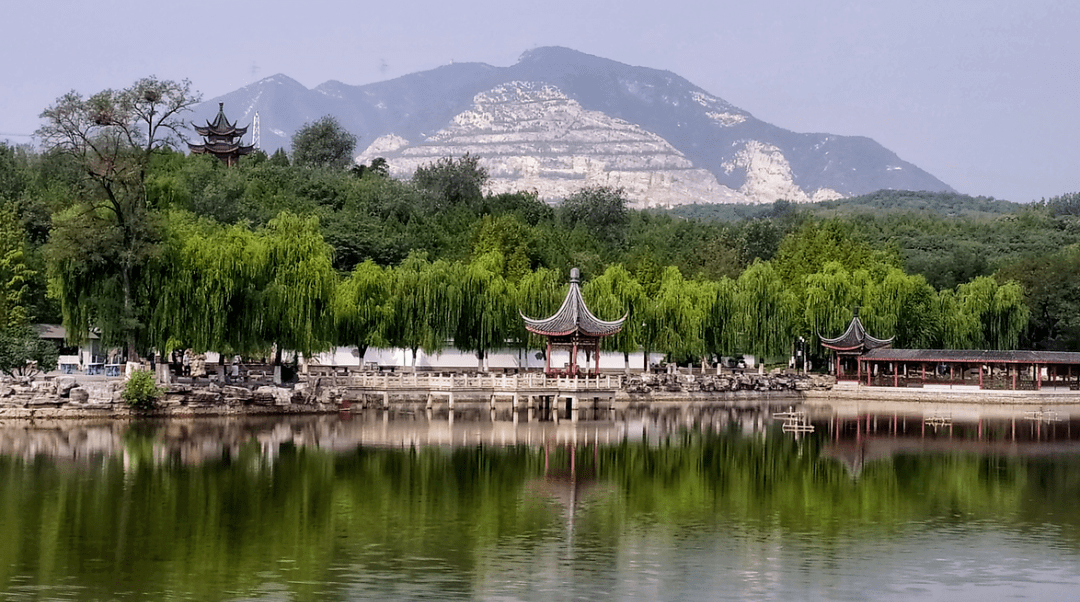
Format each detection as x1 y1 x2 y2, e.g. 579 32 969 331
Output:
2 401 1080 601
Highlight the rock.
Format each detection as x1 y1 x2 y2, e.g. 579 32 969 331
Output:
55 377 77 397
222 386 252 402
254 386 292 406
189 389 222 405
69 387 89 404
83 382 121 405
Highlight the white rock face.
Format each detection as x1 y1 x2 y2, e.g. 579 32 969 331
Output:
722 141 843 204
356 82 749 208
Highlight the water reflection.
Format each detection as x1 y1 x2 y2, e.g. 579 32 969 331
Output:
2 401 1080 601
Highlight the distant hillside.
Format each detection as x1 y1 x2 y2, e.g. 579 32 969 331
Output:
193 47 954 207
671 190 1019 222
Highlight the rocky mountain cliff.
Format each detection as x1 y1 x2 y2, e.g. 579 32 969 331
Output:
192 47 952 207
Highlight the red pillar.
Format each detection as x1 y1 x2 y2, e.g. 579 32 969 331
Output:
572 341 579 376
594 341 600 373
545 340 552 374
893 362 898 388
979 364 983 389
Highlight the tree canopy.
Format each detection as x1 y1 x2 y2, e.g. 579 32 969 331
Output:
290 115 357 170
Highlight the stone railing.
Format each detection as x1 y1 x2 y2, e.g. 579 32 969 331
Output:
314 371 623 391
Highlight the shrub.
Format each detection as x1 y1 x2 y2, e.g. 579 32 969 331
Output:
123 369 163 410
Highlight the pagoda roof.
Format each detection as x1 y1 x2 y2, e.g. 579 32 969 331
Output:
193 102 248 137
820 308 893 352
522 268 626 338
188 141 255 155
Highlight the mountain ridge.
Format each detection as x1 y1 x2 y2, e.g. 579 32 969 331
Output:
192 46 952 206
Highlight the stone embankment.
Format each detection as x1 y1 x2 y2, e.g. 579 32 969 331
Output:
625 372 833 395
0 371 835 419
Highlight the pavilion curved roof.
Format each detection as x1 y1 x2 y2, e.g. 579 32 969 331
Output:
820 309 893 352
193 102 248 137
522 268 626 338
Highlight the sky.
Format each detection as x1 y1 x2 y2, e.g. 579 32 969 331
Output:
2 0 1078 203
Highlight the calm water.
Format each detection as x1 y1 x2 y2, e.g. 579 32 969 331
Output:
3 402 1080 601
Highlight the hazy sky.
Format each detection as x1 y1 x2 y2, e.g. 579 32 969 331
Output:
3 0 1077 202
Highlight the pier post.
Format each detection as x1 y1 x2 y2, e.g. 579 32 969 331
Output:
382 391 389 409
448 392 454 410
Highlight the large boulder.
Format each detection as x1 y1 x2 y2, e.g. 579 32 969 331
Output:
69 387 90 404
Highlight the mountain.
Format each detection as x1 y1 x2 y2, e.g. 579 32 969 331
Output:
191 47 953 207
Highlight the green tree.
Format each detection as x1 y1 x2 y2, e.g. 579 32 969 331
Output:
385 253 461 367
0 324 57 378
334 260 392 362
733 260 796 362
148 213 267 357
291 116 357 170
412 154 488 211
559 186 630 249
455 253 515 370
640 266 706 366
514 266 565 352
582 264 643 371
258 213 338 365
268 148 290 167
0 207 35 328
38 77 201 357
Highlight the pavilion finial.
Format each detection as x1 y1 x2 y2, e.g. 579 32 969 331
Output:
570 268 580 284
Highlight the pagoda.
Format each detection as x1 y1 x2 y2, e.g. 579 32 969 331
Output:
522 268 626 376
188 102 255 166
819 307 893 381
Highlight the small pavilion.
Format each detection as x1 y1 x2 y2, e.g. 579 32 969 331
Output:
522 268 626 376
188 102 255 166
820 308 893 381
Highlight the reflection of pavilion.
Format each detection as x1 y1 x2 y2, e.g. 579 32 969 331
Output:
525 443 614 533
813 408 1080 478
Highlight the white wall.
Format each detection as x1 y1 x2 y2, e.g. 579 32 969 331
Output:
309 346 665 371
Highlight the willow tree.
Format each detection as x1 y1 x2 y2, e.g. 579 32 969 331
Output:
148 213 268 357
514 267 564 353
39 77 201 357
803 262 863 346
640 266 706 367
257 212 338 369
385 253 462 367
867 268 939 348
701 276 738 361
583 264 643 371
940 276 1029 350
334 260 392 364
0 208 34 328
455 252 516 371
734 260 796 363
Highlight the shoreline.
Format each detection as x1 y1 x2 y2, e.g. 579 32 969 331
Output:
4 372 1080 421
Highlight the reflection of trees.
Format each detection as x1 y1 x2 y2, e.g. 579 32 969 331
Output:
2 426 1080 599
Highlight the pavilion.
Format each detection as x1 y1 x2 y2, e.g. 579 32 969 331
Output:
521 268 625 376
821 310 1080 391
188 103 255 166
